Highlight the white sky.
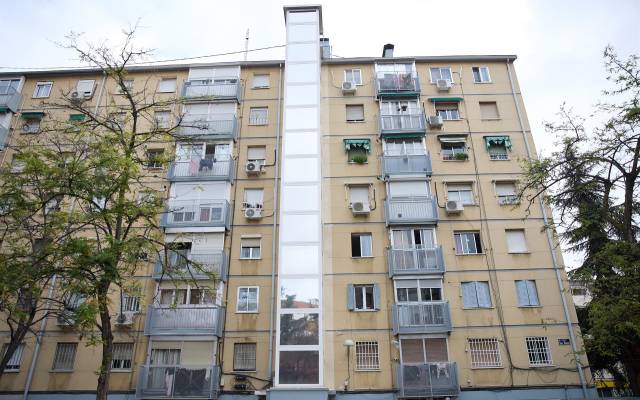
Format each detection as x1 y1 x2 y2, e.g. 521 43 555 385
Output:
2 0 638 268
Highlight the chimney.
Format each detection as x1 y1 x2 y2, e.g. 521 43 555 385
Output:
382 44 394 58
320 38 331 59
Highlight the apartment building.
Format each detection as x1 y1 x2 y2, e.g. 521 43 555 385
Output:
0 5 595 400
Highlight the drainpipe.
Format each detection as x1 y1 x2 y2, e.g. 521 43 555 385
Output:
267 63 283 382
506 58 589 399
94 71 107 117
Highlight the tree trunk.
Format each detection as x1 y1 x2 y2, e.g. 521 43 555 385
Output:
623 357 640 395
95 287 114 400
0 323 30 381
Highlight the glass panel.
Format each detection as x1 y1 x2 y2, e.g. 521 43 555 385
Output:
281 214 319 242
280 313 319 345
287 43 317 62
282 157 318 183
401 339 424 364
425 338 448 362
281 245 318 274
279 350 319 384
280 279 319 309
286 84 318 106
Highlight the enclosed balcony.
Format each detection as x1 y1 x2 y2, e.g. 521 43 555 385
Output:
388 246 444 276
393 302 451 334
176 114 237 139
381 154 432 178
376 72 420 98
161 200 231 230
136 364 219 399
0 89 21 113
397 362 459 398
379 113 426 136
385 196 438 225
144 306 224 336
182 79 240 102
168 159 234 182
0 125 8 149
153 251 228 282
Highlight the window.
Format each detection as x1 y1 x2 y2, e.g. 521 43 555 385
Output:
346 104 364 122
384 138 424 156
159 288 213 306
247 146 266 162
344 69 362 85
244 188 264 209
110 343 133 370
472 67 491 83
76 80 95 97
355 341 379 370
252 74 270 89
69 114 85 122
249 107 268 125
454 232 482 254
435 103 460 120
1 343 24 371
495 182 517 205
526 336 552 366
468 338 501 368
11 158 25 173
108 112 126 129
447 183 474 205
351 233 372 257
349 186 369 208
479 102 499 119
157 78 177 93
0 79 20 95
461 281 492 308
395 279 442 302
348 284 380 311
401 338 448 364
344 139 370 163
234 343 257 371
515 280 539 307
22 118 41 134
439 137 467 160
240 237 261 259
121 293 140 312
146 149 164 169
33 82 52 98
506 229 528 253
484 136 511 160
237 287 259 312
430 67 452 83
118 80 134 94
154 111 171 129
52 343 77 371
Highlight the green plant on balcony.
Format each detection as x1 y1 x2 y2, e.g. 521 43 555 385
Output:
350 154 368 164
454 152 469 161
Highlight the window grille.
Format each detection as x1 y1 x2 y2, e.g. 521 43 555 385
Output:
249 108 269 125
52 343 77 370
468 338 501 367
122 294 140 312
1 343 24 371
234 343 256 371
526 336 552 366
110 343 133 370
355 341 379 370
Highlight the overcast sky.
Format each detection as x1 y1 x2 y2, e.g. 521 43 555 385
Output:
2 0 638 268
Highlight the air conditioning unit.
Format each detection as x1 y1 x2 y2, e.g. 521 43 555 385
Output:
436 79 452 91
342 81 357 94
115 312 136 326
70 91 82 103
350 202 371 215
428 115 443 128
244 207 263 219
445 200 464 214
245 161 264 175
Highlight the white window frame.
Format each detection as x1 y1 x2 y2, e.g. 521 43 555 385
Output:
355 341 380 370
454 231 482 255
472 66 492 83
525 336 553 366
435 104 460 121
110 343 133 371
237 286 259 313
351 232 373 258
252 74 271 89
446 182 475 205
495 181 518 205
157 78 177 93
122 293 141 313
240 238 262 260
515 280 540 307
344 69 363 85
345 104 365 122
233 342 257 371
429 67 453 83
353 284 375 311
468 338 502 368
249 107 269 125
52 342 77 371
506 229 528 253
1 343 25 372
33 81 52 98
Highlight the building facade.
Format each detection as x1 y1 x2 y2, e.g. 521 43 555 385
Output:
0 5 595 400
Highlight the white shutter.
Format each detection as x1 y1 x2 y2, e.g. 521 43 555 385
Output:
515 280 529 306
461 282 477 308
480 102 499 119
76 80 95 95
476 282 492 307
247 146 266 160
506 230 527 253
252 74 270 88
495 182 516 196
359 234 372 257
349 186 369 203
346 105 364 121
158 78 177 93
244 189 264 205
389 181 429 197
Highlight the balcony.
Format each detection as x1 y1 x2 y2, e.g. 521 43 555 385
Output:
167 159 234 181
144 306 224 336
397 362 459 398
376 72 420 98
381 154 432 178
0 89 22 113
182 79 240 102
385 197 438 225
0 125 8 149
153 251 228 281
136 364 219 399
379 113 426 136
393 302 452 334
176 114 237 139
388 246 444 276
161 200 231 230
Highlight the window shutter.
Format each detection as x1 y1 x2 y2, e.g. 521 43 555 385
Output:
515 280 528 306
373 284 381 310
461 282 477 308
495 182 516 196
76 80 95 95
346 105 364 121
347 284 355 311
158 78 177 92
349 186 369 203
506 230 527 253
480 102 499 119
247 146 266 160
527 280 539 306
252 75 270 88
477 282 492 307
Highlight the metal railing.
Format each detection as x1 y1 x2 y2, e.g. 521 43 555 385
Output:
161 200 231 229
397 362 459 398
136 364 219 399
497 195 518 205
0 90 22 113
376 72 420 96
393 302 452 334
144 306 224 336
182 79 240 101
379 113 426 134
385 196 438 225
177 114 237 139
153 251 228 281
388 246 444 276
381 154 432 177
167 159 234 181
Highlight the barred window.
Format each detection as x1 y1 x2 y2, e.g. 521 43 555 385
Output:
52 343 77 371
526 336 552 366
1 343 24 371
122 293 140 312
233 343 256 371
355 341 380 370
249 107 268 125
468 338 501 368
110 343 133 370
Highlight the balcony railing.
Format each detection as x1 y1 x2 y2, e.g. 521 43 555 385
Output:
182 79 240 102
397 362 459 398
381 154 432 177
153 251 228 281
0 89 22 113
385 196 438 225
388 246 444 276
379 113 426 136
0 125 8 149
176 114 237 139
144 306 224 336
393 302 452 334
161 200 231 230
136 364 219 399
376 72 420 97
168 159 234 181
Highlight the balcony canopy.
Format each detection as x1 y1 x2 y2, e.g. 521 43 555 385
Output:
483 135 512 150
21 112 45 119
429 97 464 102
344 138 370 152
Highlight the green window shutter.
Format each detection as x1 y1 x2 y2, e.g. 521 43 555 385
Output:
429 97 464 103
483 135 512 150
69 114 85 122
344 139 371 153
21 112 45 119
347 284 355 311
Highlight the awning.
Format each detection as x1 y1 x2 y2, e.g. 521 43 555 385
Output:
69 114 85 121
344 138 371 152
21 112 45 119
438 135 467 143
483 135 512 150
429 97 464 103
0 107 8 113
382 133 425 139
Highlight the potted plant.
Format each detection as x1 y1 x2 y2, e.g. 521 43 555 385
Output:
350 154 368 164
454 152 469 161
